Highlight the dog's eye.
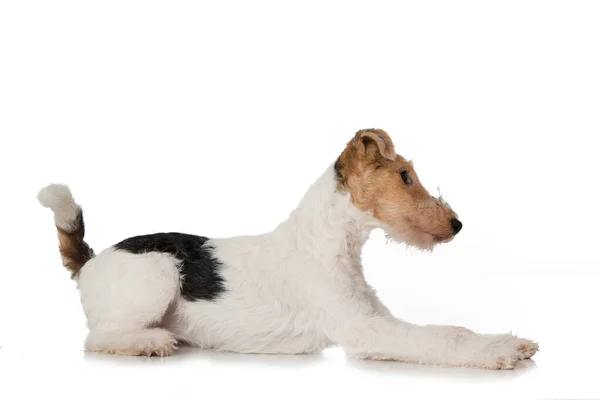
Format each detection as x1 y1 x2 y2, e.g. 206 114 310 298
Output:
400 170 411 185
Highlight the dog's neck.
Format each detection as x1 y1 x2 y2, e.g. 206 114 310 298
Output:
274 163 377 265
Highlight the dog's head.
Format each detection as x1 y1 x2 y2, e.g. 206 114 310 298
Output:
335 129 461 250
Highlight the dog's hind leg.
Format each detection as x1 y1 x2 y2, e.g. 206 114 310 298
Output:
85 328 177 356
77 249 181 356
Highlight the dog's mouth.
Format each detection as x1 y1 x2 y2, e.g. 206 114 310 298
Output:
384 224 454 250
423 230 454 244
412 230 455 251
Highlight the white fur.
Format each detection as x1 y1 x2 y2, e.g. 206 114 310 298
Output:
79 250 180 355
56 163 537 368
37 184 80 231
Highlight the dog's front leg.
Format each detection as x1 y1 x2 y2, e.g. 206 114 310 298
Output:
323 298 538 369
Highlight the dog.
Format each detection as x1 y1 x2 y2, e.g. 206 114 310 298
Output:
38 128 537 369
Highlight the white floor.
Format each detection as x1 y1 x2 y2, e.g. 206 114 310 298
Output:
1 265 597 400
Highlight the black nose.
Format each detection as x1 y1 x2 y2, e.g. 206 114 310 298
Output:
451 218 462 235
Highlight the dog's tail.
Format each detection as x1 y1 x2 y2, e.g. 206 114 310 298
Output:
37 184 95 279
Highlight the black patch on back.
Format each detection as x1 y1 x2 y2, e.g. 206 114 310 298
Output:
113 232 226 302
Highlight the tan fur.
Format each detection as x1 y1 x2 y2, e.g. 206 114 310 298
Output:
335 129 459 250
56 211 94 279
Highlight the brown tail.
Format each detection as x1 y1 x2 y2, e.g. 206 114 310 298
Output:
38 184 95 279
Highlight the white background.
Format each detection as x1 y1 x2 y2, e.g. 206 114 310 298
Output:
1 1 599 399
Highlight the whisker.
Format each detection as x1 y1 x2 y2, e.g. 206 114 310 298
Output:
436 185 449 206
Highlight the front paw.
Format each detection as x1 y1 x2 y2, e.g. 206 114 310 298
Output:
464 333 539 370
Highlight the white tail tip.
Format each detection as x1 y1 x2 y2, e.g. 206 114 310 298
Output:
38 184 80 231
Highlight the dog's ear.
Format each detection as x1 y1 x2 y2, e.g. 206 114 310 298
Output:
353 129 396 161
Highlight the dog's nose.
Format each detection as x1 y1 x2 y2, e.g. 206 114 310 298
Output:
451 218 462 235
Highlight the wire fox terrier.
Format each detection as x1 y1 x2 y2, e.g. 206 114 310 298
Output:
38 129 537 369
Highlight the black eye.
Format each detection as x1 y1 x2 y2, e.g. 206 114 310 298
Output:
400 170 411 185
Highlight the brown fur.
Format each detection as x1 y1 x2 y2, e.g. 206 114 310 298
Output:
56 210 95 279
335 129 459 250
